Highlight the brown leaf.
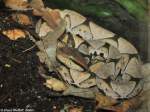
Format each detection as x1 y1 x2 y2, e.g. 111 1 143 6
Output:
37 22 53 37
2 29 26 40
69 106 83 112
30 0 61 29
41 9 62 29
96 93 117 109
12 13 32 25
4 0 29 10
61 105 83 112
30 0 44 10
100 97 141 112
45 77 67 91
44 20 66 68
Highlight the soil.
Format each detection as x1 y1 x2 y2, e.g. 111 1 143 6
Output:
0 36 98 112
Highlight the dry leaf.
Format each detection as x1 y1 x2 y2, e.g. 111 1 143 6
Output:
12 13 32 25
4 0 29 10
61 105 83 112
45 77 67 91
30 0 44 10
96 93 117 109
35 18 66 70
31 0 61 29
41 9 62 29
37 22 53 37
68 107 83 112
100 97 141 112
44 20 66 68
30 0 66 70
2 29 26 40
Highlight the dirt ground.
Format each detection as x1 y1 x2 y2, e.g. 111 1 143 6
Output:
0 36 99 112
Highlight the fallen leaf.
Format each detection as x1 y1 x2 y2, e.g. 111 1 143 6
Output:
41 9 62 29
96 93 117 109
100 97 141 112
61 105 83 112
12 13 32 25
37 22 53 37
44 19 66 69
31 0 61 29
45 77 67 91
30 0 44 10
68 107 83 112
2 29 26 40
30 0 66 70
4 0 30 10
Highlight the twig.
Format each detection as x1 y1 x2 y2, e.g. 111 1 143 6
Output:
22 44 36 53
10 57 22 63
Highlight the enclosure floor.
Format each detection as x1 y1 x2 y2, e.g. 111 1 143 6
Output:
0 36 96 112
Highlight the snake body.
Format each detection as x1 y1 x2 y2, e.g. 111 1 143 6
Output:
36 9 144 99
